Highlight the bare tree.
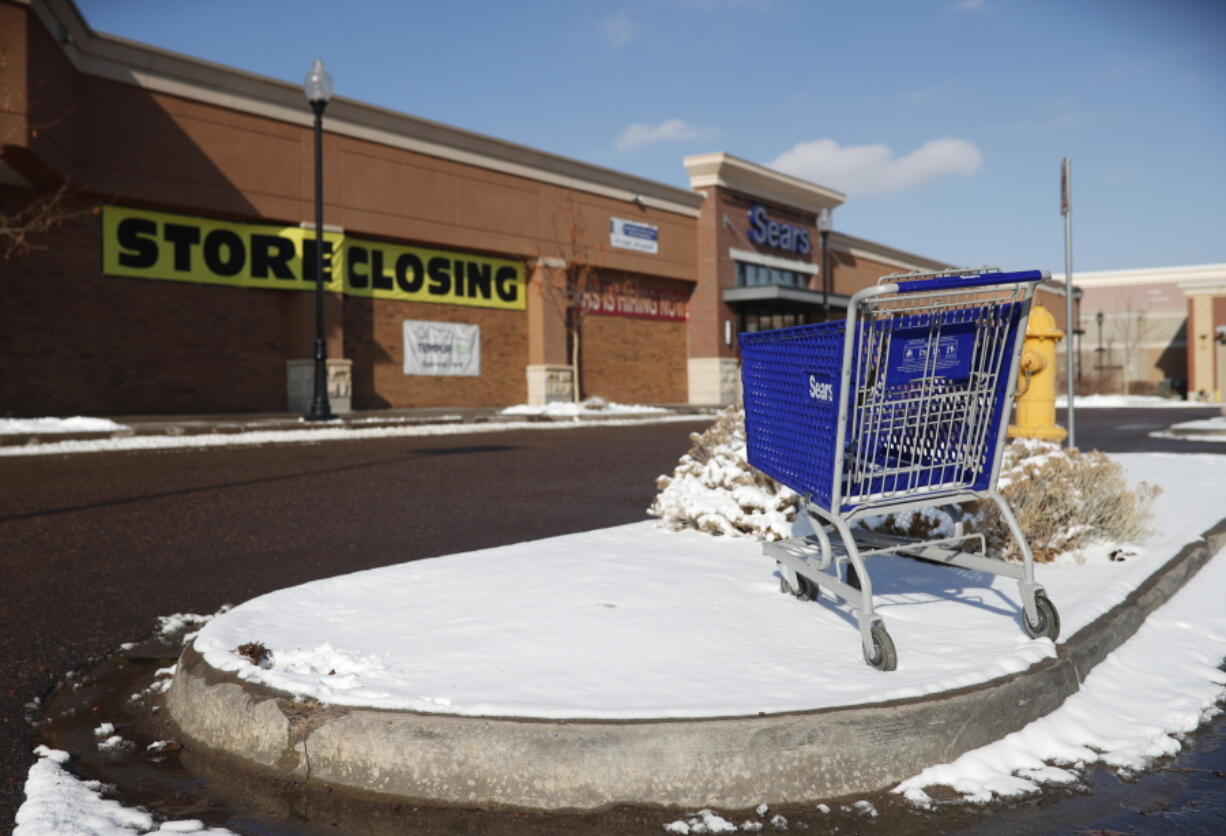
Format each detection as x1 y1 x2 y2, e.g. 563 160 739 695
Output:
536 200 612 402
1 183 98 260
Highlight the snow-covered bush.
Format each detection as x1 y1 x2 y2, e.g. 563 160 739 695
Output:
648 406 796 540
651 410 1160 562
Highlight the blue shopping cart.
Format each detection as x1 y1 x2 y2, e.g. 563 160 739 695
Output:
740 268 1059 670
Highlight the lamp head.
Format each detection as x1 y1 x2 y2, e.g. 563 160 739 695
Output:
303 58 333 105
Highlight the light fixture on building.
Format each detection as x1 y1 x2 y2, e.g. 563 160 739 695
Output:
817 207 832 321
303 58 335 421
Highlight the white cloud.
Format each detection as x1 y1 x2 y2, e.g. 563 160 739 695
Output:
616 118 719 152
601 11 634 49
767 137 984 196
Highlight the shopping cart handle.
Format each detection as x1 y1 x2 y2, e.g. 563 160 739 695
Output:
891 269 1048 294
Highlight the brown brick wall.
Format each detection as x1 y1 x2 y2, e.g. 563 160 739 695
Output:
0 198 292 417
3 3 700 417
579 314 688 405
19 8 697 284
828 249 894 298
344 297 528 409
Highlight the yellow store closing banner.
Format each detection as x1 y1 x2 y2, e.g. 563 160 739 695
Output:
101 205 526 311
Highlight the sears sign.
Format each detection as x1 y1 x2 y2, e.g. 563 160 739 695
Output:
747 206 811 255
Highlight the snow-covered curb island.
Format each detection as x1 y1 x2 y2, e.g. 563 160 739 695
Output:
182 453 1224 719
19 453 1226 830
895 540 1226 805
1056 394 1221 408
1154 413 1226 442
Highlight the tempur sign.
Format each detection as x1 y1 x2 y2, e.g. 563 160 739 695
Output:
404 320 480 377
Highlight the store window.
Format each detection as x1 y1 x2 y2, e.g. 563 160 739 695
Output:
741 308 807 333
735 261 809 289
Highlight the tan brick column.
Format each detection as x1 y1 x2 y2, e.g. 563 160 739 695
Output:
526 257 574 404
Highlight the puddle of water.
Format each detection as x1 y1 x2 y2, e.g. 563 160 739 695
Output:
33 646 1226 835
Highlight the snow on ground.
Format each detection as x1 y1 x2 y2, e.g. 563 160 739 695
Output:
1152 413 1226 442
1168 415 1226 431
895 527 1226 804
15 407 1226 828
1056 394 1217 408
500 397 669 417
191 453 1226 719
0 413 710 458
16 747 234 835
0 416 130 434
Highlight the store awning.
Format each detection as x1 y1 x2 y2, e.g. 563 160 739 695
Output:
721 285 851 309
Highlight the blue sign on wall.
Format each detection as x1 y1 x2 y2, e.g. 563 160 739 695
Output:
747 206 811 255
610 217 659 254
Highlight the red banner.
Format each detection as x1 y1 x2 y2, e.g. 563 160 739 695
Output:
579 282 689 322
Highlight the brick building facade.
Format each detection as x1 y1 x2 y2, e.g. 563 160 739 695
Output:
1 0 1076 419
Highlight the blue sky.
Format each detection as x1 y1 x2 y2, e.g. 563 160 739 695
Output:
76 0 1224 274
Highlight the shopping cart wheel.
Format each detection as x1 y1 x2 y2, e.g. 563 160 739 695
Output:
1022 592 1061 641
780 573 819 601
863 623 897 671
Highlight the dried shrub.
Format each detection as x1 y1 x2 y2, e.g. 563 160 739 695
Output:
861 440 1161 562
971 440 1162 562
235 641 271 668
647 406 796 539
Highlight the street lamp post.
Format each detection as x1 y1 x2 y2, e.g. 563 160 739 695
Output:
1095 310 1104 375
304 58 335 422
817 207 832 322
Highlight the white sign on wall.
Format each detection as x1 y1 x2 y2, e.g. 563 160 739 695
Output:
610 217 659 254
403 320 480 376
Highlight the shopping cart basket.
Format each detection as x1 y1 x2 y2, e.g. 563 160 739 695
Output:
740 268 1059 670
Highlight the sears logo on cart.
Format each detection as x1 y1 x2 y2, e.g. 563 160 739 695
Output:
807 373 834 402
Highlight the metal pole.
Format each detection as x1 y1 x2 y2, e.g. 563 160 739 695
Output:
820 228 830 321
1062 158 1075 448
306 100 334 421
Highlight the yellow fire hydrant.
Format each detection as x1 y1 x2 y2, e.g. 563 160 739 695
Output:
1007 304 1068 441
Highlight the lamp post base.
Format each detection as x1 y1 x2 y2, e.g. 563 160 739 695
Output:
287 358 352 415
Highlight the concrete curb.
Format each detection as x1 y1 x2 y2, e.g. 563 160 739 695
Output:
164 518 1226 810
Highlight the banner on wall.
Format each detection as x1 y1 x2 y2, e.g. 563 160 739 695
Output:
101 205 526 311
579 280 688 322
403 320 481 376
609 217 659 254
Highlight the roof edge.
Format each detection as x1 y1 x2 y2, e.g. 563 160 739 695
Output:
829 230 951 274
30 0 704 217
684 151 845 215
